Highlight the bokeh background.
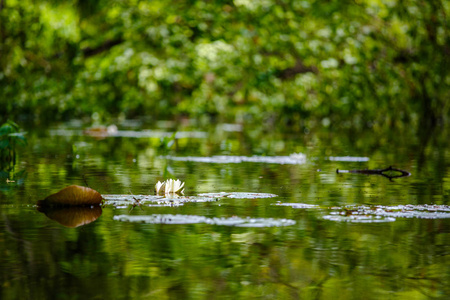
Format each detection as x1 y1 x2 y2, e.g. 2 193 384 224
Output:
1 0 448 132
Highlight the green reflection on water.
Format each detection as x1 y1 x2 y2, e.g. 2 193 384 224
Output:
1 124 449 299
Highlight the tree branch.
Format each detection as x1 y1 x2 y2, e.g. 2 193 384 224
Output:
277 59 318 79
82 37 124 57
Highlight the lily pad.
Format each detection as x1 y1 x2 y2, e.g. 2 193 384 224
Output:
38 185 103 207
113 214 296 227
166 153 306 165
226 193 278 199
328 156 370 162
274 203 320 209
102 194 220 207
323 214 396 223
369 204 450 219
322 204 450 222
102 192 276 208
197 192 278 199
197 192 231 198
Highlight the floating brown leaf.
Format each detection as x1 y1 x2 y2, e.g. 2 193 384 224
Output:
38 185 103 206
37 206 102 228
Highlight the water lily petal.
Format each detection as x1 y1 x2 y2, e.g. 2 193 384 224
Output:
155 181 166 194
165 179 174 194
173 180 185 193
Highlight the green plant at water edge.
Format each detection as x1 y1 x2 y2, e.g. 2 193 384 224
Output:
158 132 177 155
0 120 27 161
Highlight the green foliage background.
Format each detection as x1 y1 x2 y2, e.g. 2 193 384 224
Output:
0 0 448 129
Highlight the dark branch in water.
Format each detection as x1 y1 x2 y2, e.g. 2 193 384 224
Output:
336 166 411 181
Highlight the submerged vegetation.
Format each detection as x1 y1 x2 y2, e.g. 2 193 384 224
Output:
1 0 448 131
0 120 27 163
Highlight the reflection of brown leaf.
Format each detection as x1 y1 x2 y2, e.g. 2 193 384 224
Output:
83 125 118 139
38 206 102 228
38 185 103 206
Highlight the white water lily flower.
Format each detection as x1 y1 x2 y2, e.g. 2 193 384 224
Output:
155 179 185 195
172 179 185 194
155 181 166 194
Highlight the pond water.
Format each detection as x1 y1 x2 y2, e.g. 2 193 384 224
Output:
1 122 449 299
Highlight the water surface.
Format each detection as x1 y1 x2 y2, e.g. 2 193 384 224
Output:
1 123 449 299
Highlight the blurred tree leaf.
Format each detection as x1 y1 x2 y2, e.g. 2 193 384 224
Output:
0 0 448 131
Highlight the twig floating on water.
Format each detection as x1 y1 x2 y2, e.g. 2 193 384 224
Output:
336 166 410 180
